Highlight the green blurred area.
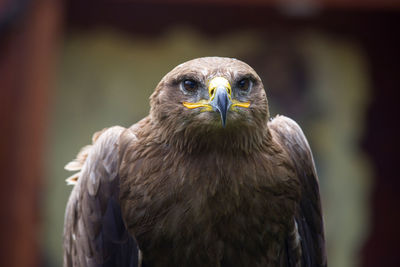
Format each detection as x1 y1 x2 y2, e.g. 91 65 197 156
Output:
45 28 371 267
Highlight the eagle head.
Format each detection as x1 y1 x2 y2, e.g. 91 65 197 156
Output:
150 57 270 150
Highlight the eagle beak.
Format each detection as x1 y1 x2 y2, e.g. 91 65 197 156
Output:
208 77 232 128
209 85 231 128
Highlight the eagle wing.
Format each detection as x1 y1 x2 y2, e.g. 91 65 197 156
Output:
269 115 327 267
63 126 140 267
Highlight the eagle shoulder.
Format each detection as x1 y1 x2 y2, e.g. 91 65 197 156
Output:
268 115 327 267
63 126 141 267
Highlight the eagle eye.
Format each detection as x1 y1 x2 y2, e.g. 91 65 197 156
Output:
237 78 252 92
182 79 199 93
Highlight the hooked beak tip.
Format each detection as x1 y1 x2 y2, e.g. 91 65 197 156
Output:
222 119 226 128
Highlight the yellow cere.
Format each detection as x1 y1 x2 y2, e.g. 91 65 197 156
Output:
208 77 232 99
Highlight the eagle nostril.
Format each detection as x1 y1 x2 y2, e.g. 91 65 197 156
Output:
210 89 215 97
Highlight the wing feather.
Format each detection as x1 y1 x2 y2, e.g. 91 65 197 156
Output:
63 126 140 267
269 115 327 267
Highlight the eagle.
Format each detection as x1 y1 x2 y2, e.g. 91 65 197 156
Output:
63 57 327 267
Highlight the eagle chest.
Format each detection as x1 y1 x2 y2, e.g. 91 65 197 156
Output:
120 148 297 266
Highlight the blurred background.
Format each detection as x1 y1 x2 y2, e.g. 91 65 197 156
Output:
1 0 399 266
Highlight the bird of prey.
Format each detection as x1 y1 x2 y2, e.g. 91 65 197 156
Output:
63 57 327 267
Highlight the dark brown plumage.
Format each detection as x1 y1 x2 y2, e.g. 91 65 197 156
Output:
63 57 327 267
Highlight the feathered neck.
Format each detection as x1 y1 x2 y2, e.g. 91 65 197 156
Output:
150 118 272 155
